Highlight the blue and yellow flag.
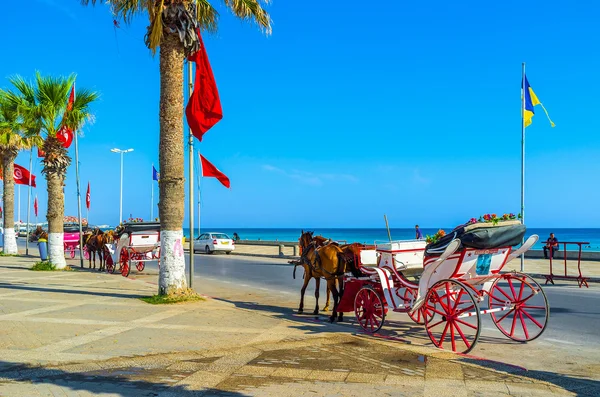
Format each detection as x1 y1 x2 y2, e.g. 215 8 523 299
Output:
152 165 160 182
523 75 555 128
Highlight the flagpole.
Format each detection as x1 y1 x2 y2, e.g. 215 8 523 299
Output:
197 150 201 240
18 185 20 226
73 83 85 269
25 149 33 255
151 164 154 221
521 62 526 272
187 60 194 289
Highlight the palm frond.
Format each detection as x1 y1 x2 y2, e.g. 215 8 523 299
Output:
81 0 147 23
222 0 272 34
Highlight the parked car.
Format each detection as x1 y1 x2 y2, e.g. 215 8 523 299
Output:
194 232 235 254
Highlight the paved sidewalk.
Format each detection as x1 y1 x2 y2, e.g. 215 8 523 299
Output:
0 255 597 396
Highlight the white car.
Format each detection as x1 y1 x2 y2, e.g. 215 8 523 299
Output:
194 232 235 254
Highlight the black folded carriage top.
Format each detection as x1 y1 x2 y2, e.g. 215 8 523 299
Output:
121 222 161 234
425 221 526 257
63 224 88 233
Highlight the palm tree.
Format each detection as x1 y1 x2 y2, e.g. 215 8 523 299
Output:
7 74 98 268
0 94 40 254
81 1 272 294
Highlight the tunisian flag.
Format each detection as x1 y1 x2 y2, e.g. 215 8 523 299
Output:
185 29 223 141
56 84 75 148
86 182 91 210
13 164 36 187
34 196 38 217
200 154 230 188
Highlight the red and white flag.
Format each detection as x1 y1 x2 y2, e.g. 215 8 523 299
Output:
200 154 230 188
86 182 91 210
34 196 38 217
56 84 75 148
13 164 36 187
186 30 223 141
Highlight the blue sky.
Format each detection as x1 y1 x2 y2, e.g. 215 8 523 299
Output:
1 0 599 228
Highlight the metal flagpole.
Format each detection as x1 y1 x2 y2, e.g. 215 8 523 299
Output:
17 185 20 226
197 150 201 240
26 149 33 255
521 62 526 272
151 164 154 221
73 82 85 269
187 60 194 289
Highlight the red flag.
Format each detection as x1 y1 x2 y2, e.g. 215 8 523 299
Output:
86 182 91 210
13 164 36 187
37 147 45 157
186 30 223 141
200 154 230 188
56 84 75 148
34 196 38 217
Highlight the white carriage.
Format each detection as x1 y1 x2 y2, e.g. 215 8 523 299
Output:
337 221 549 353
105 222 161 277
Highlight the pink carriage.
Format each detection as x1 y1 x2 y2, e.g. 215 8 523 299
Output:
63 224 87 259
105 222 161 277
337 221 549 353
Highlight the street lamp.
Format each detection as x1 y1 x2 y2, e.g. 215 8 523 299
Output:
111 148 134 225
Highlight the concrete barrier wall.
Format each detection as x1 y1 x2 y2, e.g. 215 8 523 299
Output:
525 249 600 261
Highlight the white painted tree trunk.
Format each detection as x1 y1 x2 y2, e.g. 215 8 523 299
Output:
3 228 18 255
48 232 66 269
158 230 187 294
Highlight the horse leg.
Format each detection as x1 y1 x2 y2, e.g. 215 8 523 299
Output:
98 249 104 271
88 248 93 268
337 278 345 322
298 268 311 314
313 277 321 315
323 284 331 312
329 279 340 323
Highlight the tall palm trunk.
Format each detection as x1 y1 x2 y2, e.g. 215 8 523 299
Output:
43 136 69 269
1 157 18 254
158 32 187 294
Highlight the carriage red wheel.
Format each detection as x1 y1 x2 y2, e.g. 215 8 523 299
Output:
83 246 90 260
120 248 130 277
104 246 114 273
136 262 145 272
354 286 386 333
70 247 76 259
489 272 549 342
404 288 434 324
424 279 480 353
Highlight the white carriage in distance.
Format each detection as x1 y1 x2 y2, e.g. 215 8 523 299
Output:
105 222 161 277
336 220 549 353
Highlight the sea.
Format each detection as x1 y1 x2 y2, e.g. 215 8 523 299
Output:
182 228 600 252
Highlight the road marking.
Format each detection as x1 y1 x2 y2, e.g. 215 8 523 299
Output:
543 338 578 346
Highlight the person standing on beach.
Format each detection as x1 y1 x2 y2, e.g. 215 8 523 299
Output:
415 225 423 240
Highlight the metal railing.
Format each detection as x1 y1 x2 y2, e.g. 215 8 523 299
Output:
545 241 591 288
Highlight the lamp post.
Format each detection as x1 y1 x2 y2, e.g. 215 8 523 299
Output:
111 148 134 225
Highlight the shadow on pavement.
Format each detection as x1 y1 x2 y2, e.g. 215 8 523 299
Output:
459 357 600 396
0 282 147 299
0 361 249 397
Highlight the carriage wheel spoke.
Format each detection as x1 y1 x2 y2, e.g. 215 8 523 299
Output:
495 307 515 324
453 320 472 349
521 307 544 329
427 318 446 330
519 310 529 339
450 321 456 351
510 309 518 337
495 285 514 302
507 278 518 301
438 321 450 348
429 307 448 317
455 318 478 330
455 303 476 317
452 290 464 311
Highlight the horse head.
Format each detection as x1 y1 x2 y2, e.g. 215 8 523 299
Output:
299 231 314 251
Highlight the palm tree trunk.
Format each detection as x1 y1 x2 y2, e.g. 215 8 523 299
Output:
46 171 66 268
158 31 187 295
1 157 18 254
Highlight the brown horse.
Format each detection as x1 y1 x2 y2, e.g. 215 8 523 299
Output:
295 231 331 315
83 228 105 270
298 231 351 322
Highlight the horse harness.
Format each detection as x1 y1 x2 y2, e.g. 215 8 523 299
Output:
299 240 345 281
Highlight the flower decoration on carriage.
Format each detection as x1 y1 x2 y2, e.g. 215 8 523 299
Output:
473 213 521 225
425 229 446 244
127 217 145 223
63 216 88 225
